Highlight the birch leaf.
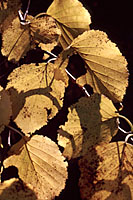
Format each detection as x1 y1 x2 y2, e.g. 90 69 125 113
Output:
6 62 67 134
0 86 12 133
79 142 133 200
0 178 37 200
1 15 60 62
0 0 21 32
70 30 128 102
58 94 118 159
4 135 68 200
47 0 91 49
1 16 31 62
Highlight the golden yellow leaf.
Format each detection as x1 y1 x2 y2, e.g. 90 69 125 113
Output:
4 135 68 200
70 30 128 102
6 62 67 134
47 0 91 49
0 178 37 200
1 14 60 62
30 15 61 44
79 142 133 200
58 94 118 159
0 86 12 133
1 16 31 62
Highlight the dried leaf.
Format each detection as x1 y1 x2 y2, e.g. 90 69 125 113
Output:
0 0 21 32
6 62 67 134
0 178 37 200
1 14 60 62
4 135 68 200
70 30 128 102
47 0 91 48
30 15 61 44
1 16 31 62
0 86 12 133
79 142 133 200
58 94 118 159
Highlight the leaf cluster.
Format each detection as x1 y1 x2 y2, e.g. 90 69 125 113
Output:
0 0 132 199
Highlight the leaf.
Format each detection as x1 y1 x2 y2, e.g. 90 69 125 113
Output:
6 62 68 134
0 178 37 200
58 94 118 159
0 0 21 32
0 86 12 133
1 16 31 62
1 14 60 62
47 0 91 49
30 15 61 44
4 135 68 200
78 142 133 200
70 30 128 102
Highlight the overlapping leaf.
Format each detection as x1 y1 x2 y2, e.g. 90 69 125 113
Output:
4 135 68 200
69 30 128 102
79 142 133 200
0 86 12 133
47 0 91 49
58 94 118 159
1 14 60 62
0 178 37 200
6 62 68 134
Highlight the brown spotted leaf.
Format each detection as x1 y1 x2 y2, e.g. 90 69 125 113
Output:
4 135 68 200
70 30 128 102
47 0 91 49
79 142 133 200
0 86 12 133
58 94 118 159
0 0 21 32
6 62 68 134
0 178 37 200
1 14 60 62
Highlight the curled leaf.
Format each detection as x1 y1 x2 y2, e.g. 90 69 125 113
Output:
79 142 133 200
4 135 68 200
0 86 12 133
70 30 128 102
58 94 118 159
6 63 68 134
47 0 91 48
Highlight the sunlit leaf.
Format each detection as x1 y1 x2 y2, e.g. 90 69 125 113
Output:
70 30 128 102
4 135 68 200
30 15 61 44
47 0 91 49
58 94 118 159
1 14 60 62
6 62 68 134
79 142 133 200
0 178 37 200
0 86 12 133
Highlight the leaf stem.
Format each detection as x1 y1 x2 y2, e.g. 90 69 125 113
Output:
6 125 25 138
118 114 133 132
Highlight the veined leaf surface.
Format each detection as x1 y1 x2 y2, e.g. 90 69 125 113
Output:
47 0 91 48
70 30 128 102
4 135 68 200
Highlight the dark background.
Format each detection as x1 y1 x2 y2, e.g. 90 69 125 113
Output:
0 0 133 199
